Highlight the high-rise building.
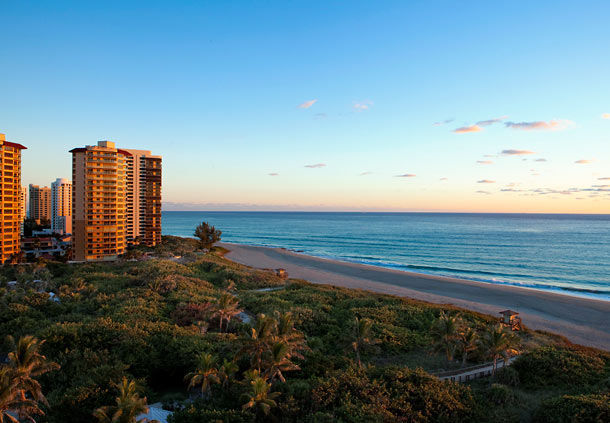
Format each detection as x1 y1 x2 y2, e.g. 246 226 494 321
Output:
0 133 27 263
29 184 52 223
19 186 27 234
123 149 162 246
70 141 128 261
51 178 72 235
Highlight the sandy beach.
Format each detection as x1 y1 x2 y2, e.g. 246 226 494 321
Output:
221 242 610 351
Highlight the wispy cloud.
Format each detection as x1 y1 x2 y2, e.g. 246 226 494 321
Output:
602 113 610 119
298 99 318 109
433 118 454 126
477 179 495 184
353 101 373 111
574 159 593 164
504 119 572 131
359 171 372 176
599 177 610 180
268 173 279 176
304 163 326 168
476 116 508 127
534 158 547 162
395 173 416 178
476 160 494 165
501 149 535 155
476 190 492 195
453 124 482 134
440 177 448 181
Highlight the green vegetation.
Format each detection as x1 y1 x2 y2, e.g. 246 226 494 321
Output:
193 221 222 250
0 235 608 422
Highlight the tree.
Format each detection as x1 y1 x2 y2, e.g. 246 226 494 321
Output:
0 366 21 423
239 314 277 372
214 293 242 333
241 376 280 418
6 335 59 421
265 341 300 383
193 222 222 250
431 311 460 362
457 326 478 367
479 324 519 374
351 317 374 368
185 353 220 398
219 359 239 389
93 378 158 423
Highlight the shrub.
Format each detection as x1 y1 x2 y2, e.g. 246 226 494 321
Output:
488 383 514 405
533 393 610 423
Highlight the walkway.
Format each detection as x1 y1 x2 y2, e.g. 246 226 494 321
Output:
434 357 517 383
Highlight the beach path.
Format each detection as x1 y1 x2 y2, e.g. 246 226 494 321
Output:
221 243 610 351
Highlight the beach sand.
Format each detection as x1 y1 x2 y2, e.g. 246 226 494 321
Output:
221 242 610 351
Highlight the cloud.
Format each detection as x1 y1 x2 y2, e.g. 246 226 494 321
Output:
574 159 593 164
268 173 279 176
353 101 373 111
598 177 610 180
504 119 572 131
314 113 327 119
483 154 496 158
440 177 448 181
476 160 493 165
476 116 508 127
602 113 610 119
433 118 454 126
298 99 317 109
477 179 495 184
359 171 372 176
453 124 483 133
476 190 492 195
534 158 547 162
395 173 416 178
304 163 326 168
501 149 535 155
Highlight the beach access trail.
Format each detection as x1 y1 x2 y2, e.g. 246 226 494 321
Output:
221 243 610 351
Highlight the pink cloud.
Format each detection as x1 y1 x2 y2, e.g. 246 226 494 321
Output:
304 163 326 168
477 179 496 184
574 159 593 164
476 190 492 194
476 160 494 165
476 116 507 127
602 113 610 119
504 119 572 131
440 177 448 181
598 177 610 180
453 124 482 133
298 99 318 109
268 173 279 176
501 149 535 155
395 174 416 178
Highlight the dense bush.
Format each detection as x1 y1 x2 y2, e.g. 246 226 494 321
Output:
533 393 610 423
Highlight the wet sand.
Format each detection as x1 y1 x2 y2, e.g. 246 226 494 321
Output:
221 242 610 351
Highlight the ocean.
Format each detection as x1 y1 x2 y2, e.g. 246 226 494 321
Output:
162 211 610 300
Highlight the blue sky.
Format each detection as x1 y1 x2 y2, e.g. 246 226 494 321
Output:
1 1 609 212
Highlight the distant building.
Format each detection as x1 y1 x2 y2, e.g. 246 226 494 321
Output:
0 133 27 263
51 178 72 235
123 149 162 246
29 184 52 223
71 141 129 261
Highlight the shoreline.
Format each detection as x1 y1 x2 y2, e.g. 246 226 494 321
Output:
220 242 610 351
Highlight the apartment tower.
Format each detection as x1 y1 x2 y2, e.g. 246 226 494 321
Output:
124 149 162 246
70 141 128 261
0 133 27 263
51 178 72 235
19 186 27 234
29 184 52 223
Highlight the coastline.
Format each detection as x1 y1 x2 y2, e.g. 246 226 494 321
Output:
220 242 610 351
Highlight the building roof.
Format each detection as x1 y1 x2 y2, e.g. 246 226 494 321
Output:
1 140 27 150
69 147 87 153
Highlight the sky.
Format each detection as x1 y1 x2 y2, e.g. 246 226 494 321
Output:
1 0 609 213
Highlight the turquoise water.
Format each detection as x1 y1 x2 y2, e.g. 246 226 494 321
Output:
162 212 610 300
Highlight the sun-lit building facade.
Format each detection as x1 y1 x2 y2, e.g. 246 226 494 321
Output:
0 133 27 263
29 184 51 223
51 178 72 235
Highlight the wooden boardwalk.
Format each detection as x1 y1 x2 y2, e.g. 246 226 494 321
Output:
434 357 517 383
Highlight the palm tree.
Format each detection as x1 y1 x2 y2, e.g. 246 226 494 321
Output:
214 293 242 332
431 311 460 362
184 353 220 398
265 341 300 383
93 377 158 423
274 311 308 361
352 317 374 368
239 314 277 372
458 326 478 367
0 366 22 423
241 376 280 418
6 335 59 420
219 359 239 389
479 324 519 374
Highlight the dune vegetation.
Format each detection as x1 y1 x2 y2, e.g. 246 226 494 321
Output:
0 235 608 422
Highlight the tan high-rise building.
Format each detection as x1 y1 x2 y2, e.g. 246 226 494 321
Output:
0 133 27 263
19 186 27 234
124 149 162 246
70 141 128 261
29 184 52 223
51 178 72 235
